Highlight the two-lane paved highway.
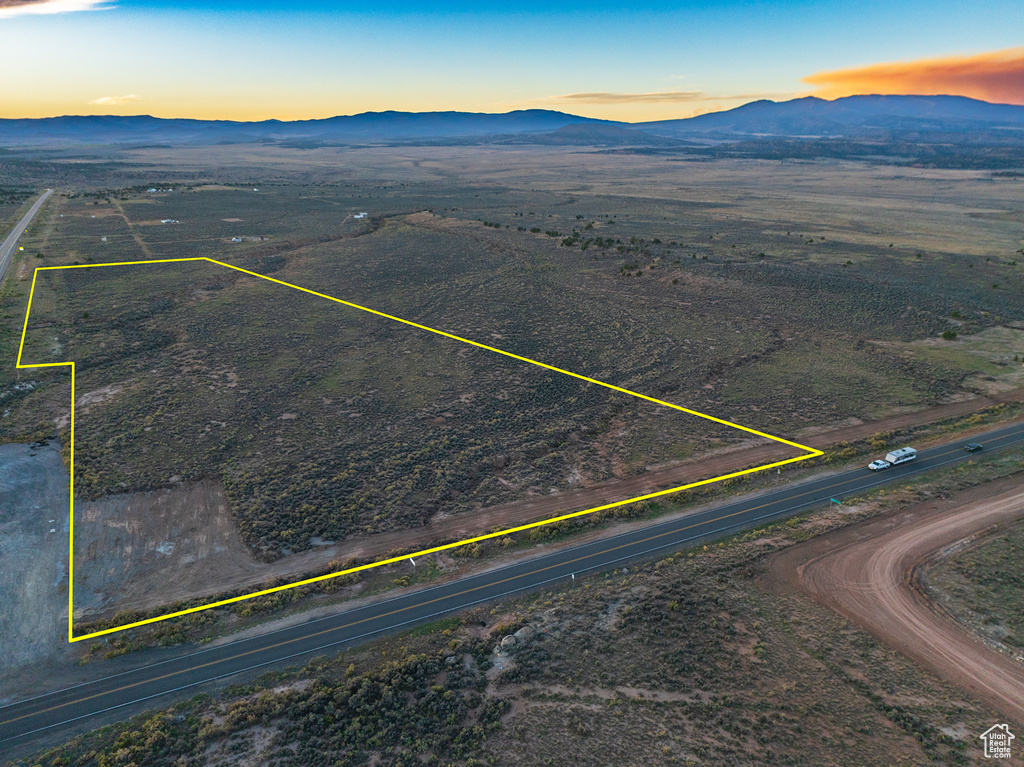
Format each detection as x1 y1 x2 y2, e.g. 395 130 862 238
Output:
0 189 52 286
2 419 1023 751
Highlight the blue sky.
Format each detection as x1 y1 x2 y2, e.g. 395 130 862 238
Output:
2 0 1022 120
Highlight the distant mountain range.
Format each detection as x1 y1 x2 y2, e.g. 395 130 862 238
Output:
636 94 1024 139
0 110 611 147
2 95 1023 148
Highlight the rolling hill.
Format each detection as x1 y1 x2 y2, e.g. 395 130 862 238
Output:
2 95 1023 148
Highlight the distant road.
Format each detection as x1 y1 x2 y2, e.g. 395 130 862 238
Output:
0 189 52 287
2 419 1023 753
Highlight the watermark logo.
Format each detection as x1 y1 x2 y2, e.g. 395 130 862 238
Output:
980 724 1014 759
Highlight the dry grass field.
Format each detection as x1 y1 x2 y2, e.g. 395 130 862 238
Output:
22 448 1024 767
2 146 1022 560
924 517 1024 660
3 143 1024 765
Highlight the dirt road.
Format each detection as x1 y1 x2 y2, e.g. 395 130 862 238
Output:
305 387 1024 550
274 388 1024 571
767 476 1024 726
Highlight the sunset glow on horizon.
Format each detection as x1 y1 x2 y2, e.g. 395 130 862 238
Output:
803 48 1024 106
1 0 1022 121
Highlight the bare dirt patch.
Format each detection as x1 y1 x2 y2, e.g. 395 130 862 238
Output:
54 381 131 429
766 476 1024 726
76 382 128 412
73 480 263 617
0 443 77 702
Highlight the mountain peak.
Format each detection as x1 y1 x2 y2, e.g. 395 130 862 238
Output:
637 94 1024 136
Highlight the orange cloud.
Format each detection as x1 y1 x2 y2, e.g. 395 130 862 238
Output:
803 48 1024 105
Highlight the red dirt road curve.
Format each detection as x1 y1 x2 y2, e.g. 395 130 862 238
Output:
768 479 1024 726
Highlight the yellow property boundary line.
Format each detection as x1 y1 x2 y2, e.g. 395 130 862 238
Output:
16 257 823 643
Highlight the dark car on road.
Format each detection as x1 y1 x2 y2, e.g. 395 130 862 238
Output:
964 442 983 452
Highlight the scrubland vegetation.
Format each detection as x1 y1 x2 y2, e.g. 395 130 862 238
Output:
69 398 1023 659
2 147 1023 562
19 447 1023 767
925 519 1024 655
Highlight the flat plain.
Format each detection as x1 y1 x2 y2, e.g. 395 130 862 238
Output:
2 138 1024 766
2 145 1023 627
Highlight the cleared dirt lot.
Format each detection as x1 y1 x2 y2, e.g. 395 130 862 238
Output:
72 480 261 617
0 442 75 701
767 475 1024 726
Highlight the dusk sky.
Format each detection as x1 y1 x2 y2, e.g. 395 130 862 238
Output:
2 0 1023 121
